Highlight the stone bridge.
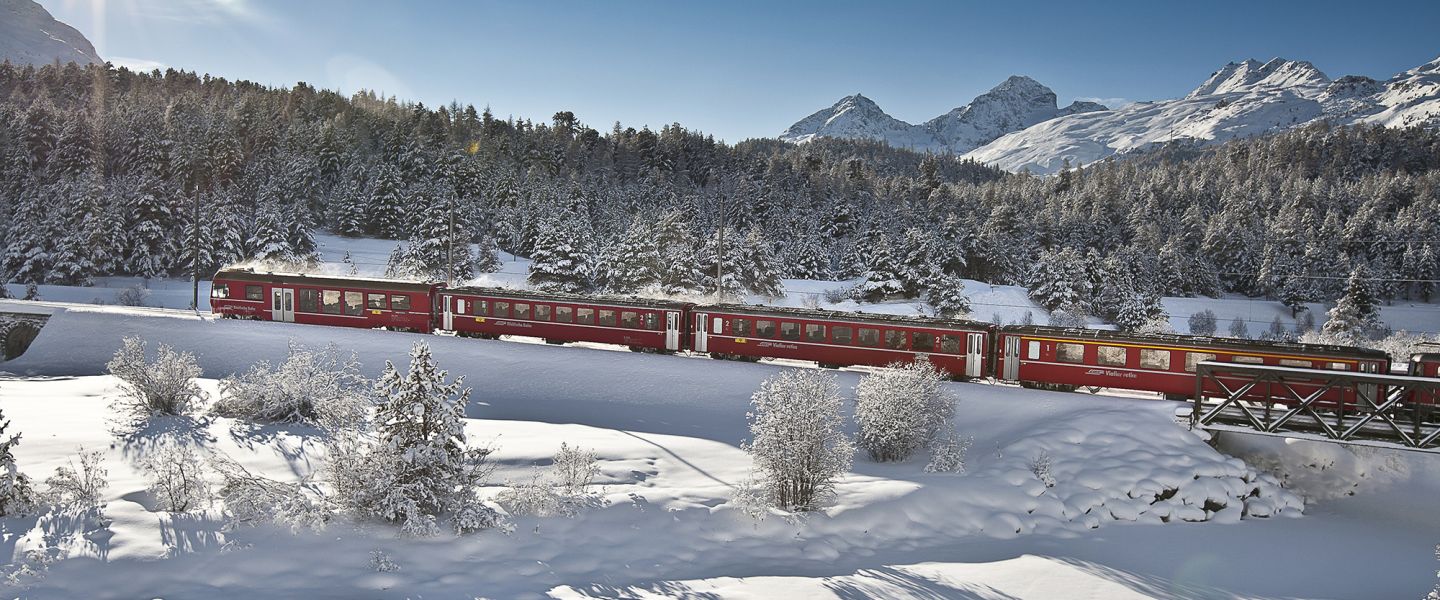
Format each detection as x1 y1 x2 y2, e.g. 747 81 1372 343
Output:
0 312 48 361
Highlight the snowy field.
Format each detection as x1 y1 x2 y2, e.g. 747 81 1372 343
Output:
0 303 1438 598
5 232 1438 341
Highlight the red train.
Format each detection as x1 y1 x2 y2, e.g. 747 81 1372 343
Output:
211 268 1438 409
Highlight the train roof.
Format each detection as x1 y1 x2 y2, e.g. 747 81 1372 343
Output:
446 285 695 310
213 267 440 294
696 303 994 330
999 324 1390 360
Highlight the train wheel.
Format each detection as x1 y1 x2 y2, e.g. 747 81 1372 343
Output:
818 362 840 370
544 338 564 345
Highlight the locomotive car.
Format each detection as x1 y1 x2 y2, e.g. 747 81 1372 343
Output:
440 286 692 352
691 304 992 379
210 268 441 332
995 325 1391 406
1411 353 1440 406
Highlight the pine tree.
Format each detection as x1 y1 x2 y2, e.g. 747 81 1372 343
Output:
0 409 34 516
1322 266 1383 343
853 234 904 303
603 219 662 294
927 274 971 318
1028 247 1087 311
737 229 785 298
788 236 831 280
699 229 744 300
896 228 936 298
1228 316 1250 339
933 213 969 278
366 164 406 238
527 217 593 293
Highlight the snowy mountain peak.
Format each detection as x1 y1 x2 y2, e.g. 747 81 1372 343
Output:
1188 58 1329 97
780 75 1108 154
0 0 101 67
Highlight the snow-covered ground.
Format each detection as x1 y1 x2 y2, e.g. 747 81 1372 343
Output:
1 303 1438 598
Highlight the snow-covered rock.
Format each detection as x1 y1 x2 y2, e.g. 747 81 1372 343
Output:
0 0 101 67
779 76 1107 153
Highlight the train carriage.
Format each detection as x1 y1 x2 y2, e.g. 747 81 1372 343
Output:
210 268 441 332
692 304 992 378
995 325 1391 406
440 286 692 352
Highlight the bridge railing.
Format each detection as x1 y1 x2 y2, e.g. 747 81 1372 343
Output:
1192 361 1440 450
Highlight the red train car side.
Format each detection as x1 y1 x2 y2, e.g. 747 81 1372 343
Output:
440 287 692 352
995 325 1390 405
210 268 440 332
692 304 992 378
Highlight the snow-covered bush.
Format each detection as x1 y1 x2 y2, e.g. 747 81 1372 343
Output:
924 430 972 474
1428 545 1439 600
496 443 606 518
114 284 150 307
41 447 107 509
370 550 401 573
1029 450 1056 487
1188 310 1218 336
23 282 39 301
742 369 853 511
325 343 501 536
0 410 35 516
106 337 205 416
213 342 373 429
211 455 330 532
1048 305 1087 328
1228 316 1250 339
141 445 210 513
854 360 954 463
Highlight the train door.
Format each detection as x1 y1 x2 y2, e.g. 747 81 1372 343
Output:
665 311 681 351
694 312 709 353
1002 335 1021 381
442 294 455 330
966 333 985 378
271 288 295 323
1359 361 1379 407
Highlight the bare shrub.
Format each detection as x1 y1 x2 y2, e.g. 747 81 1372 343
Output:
742 369 853 512
925 431 972 474
141 445 210 512
210 455 330 532
496 443 606 518
114 284 150 307
42 447 108 509
1029 450 1056 488
106 337 205 416
213 342 372 429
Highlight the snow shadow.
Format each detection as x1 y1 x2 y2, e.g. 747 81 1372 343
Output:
112 414 216 460
157 512 226 556
224 421 326 476
824 567 1020 599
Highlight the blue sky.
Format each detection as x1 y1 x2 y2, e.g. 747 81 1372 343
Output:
39 0 1440 142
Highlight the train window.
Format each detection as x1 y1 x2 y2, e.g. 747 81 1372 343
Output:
211 283 229 298
1232 355 1263 364
514 303 532 320
245 285 264 301
1329 362 1349 370
734 318 751 336
367 293 387 310
1139 349 1171 370
644 313 659 330
599 310 617 326
343 292 363 316
1185 352 1216 372
833 326 853 345
941 334 961 353
620 311 639 328
577 308 595 324
858 328 880 346
1279 359 1311 368
556 306 574 323
321 290 342 314
804 324 825 343
493 302 510 318
780 322 800 341
756 320 775 338
1097 346 1127 366
391 295 411 311
913 332 935 352
473 300 487 316
1027 341 1040 360
1057 343 1085 364
884 330 906 350
535 304 552 321
298 289 319 312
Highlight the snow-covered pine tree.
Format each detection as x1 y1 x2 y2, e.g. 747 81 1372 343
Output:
603 219 662 294
788 235 831 280
853 234 904 303
1188 310 1218 336
1321 266 1384 344
398 184 476 283
934 213 969 278
0 409 34 516
1027 247 1087 311
366 163 406 238
1113 289 1165 332
896 228 936 299
1228 316 1250 339
927 274 970 318
698 229 744 300
737 229 784 298
654 211 704 295
527 217 594 293
474 234 502 274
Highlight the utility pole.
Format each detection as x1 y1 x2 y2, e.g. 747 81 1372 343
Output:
190 190 200 312
446 194 455 287
715 187 725 302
